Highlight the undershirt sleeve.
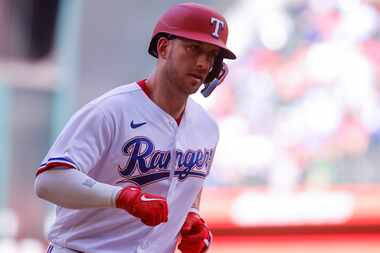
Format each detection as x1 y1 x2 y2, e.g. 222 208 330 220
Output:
35 168 122 209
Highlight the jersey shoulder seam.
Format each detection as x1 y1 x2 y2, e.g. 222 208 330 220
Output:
93 82 141 103
85 83 142 112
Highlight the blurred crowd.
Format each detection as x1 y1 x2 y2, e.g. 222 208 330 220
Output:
205 0 380 189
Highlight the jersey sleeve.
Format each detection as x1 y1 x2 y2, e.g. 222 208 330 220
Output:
36 104 113 176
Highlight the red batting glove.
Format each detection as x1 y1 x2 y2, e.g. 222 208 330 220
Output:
178 212 212 253
116 186 168 226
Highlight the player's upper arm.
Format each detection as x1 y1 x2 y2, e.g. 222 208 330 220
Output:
36 103 114 176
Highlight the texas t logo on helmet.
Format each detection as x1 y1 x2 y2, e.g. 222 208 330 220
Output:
210 17 224 38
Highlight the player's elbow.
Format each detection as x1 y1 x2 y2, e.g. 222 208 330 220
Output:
34 170 60 201
34 173 50 200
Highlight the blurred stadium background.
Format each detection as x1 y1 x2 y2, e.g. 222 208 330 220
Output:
1 0 380 252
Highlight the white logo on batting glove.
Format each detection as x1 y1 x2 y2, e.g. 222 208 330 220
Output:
141 195 163 202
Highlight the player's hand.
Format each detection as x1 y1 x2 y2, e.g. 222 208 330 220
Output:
116 186 168 226
178 212 212 253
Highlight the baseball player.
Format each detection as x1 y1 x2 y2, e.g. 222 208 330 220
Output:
35 2 236 253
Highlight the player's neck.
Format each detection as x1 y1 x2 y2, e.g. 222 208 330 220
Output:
146 75 186 121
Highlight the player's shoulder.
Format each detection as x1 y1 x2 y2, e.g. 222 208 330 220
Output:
68 82 142 123
85 82 142 111
92 82 141 104
187 98 219 132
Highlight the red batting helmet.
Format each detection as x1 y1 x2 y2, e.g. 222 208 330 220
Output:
148 2 236 60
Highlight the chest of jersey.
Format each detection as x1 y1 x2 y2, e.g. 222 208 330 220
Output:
93 93 217 192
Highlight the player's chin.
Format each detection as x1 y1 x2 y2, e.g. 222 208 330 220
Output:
185 77 203 91
185 83 202 95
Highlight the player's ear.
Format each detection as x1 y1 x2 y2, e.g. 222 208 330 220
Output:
156 37 170 60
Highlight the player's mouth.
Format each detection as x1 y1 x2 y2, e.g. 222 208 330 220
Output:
188 73 204 83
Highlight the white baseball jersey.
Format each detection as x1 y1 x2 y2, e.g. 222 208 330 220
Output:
37 80 219 253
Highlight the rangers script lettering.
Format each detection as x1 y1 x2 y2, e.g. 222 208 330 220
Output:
117 137 215 185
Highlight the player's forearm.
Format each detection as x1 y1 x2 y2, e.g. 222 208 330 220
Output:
35 168 122 209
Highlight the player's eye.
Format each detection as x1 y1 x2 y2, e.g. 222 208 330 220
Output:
185 44 201 55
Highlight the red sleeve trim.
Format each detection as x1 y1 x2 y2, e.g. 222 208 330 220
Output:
35 162 77 177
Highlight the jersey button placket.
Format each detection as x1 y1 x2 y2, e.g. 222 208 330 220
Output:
137 117 178 251
142 241 150 249
168 119 176 130
166 119 180 201
137 240 149 253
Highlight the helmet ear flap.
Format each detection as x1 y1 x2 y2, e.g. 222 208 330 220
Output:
204 54 223 84
201 57 229 97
